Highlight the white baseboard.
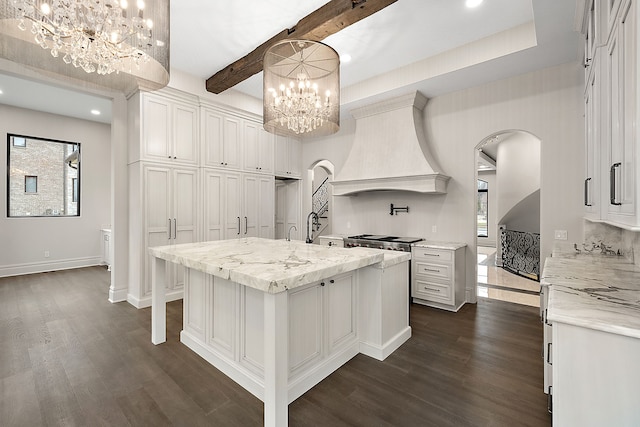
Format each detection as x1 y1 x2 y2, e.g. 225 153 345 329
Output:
127 289 184 309
109 287 129 303
0 256 102 278
359 327 412 361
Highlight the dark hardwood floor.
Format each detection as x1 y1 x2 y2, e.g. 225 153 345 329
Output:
0 266 550 426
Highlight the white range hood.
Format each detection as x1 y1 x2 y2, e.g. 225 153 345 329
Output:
332 91 450 196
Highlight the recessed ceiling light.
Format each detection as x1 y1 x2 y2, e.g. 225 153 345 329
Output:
0 89 3 95
466 0 483 8
341 53 352 63
91 109 101 115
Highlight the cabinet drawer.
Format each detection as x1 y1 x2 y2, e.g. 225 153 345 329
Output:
413 261 451 281
413 278 454 304
412 247 452 262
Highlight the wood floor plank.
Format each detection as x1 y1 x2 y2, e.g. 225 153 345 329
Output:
0 267 551 426
0 370 43 427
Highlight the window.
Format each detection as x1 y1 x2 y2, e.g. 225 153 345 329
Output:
7 134 81 217
477 179 488 237
72 178 78 202
25 176 37 193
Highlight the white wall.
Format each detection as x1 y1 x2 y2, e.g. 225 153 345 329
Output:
496 131 541 233
0 104 111 276
301 61 584 300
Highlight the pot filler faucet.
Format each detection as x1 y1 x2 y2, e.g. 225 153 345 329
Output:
306 211 319 243
287 225 297 241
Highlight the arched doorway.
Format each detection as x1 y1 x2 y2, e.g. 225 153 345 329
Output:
305 159 335 242
474 130 541 307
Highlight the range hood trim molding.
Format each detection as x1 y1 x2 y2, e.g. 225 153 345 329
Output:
331 174 450 196
350 91 428 120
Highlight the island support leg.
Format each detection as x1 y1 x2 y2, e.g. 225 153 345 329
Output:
151 257 167 345
264 291 288 427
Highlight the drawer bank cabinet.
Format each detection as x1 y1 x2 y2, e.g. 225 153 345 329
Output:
411 242 466 311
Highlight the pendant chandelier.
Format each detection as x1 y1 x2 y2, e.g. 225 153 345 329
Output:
263 39 340 137
8 0 164 76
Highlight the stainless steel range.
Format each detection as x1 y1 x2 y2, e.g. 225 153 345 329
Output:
343 234 423 252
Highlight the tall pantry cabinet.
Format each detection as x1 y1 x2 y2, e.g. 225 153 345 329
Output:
129 89 291 308
128 89 200 308
581 0 640 230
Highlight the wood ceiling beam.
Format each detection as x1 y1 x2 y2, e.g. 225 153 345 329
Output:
205 0 398 94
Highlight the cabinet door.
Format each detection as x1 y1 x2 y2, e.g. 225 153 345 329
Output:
258 126 275 175
326 273 357 352
203 170 224 242
274 134 288 176
172 168 198 289
202 108 224 167
584 65 600 216
142 95 171 161
619 0 636 216
285 180 301 239
287 137 302 178
144 165 171 295
258 176 275 239
275 180 287 239
224 172 243 238
243 121 260 172
242 174 259 237
288 282 323 377
223 116 242 169
173 103 198 164
608 28 624 211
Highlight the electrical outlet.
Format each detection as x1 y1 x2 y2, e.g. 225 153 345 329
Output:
554 230 568 240
44 251 50 258
432 225 437 233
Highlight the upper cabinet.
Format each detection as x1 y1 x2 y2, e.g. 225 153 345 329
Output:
201 106 242 170
243 120 274 175
134 90 199 166
581 0 640 229
275 134 302 178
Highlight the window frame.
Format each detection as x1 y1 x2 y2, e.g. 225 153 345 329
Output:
24 175 38 193
6 133 81 218
477 179 489 238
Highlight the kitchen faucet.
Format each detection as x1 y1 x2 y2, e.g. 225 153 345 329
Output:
305 211 319 243
287 225 297 241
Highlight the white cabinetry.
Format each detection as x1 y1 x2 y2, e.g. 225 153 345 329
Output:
201 106 242 170
202 169 274 241
582 0 640 229
275 179 301 240
136 91 199 165
274 134 302 178
411 244 466 311
287 272 357 380
129 163 198 307
243 121 274 174
551 322 640 426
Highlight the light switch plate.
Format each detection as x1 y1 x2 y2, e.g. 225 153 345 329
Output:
554 230 568 240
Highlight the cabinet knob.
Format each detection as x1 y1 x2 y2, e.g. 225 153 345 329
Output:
173 156 177 159
320 282 325 286
329 279 335 284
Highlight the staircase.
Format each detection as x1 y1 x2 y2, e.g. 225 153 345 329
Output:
312 178 330 241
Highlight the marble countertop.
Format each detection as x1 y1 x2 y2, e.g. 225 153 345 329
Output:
542 245 640 339
412 240 467 250
149 237 385 294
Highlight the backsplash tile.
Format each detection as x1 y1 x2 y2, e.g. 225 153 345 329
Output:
584 221 637 266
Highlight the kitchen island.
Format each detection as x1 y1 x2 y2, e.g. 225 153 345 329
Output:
149 237 411 427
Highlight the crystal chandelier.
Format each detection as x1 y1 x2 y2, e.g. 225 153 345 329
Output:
10 0 156 75
263 40 340 137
